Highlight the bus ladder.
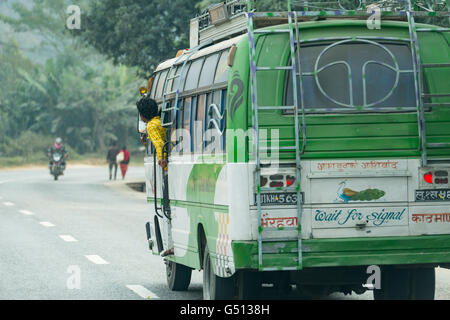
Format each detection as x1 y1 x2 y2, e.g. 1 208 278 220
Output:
246 0 306 271
161 40 213 128
406 0 450 166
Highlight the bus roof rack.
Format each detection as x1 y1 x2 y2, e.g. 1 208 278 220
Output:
189 0 449 48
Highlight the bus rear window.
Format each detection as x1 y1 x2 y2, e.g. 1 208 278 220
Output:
185 58 204 91
167 66 179 93
214 50 230 84
155 69 168 99
285 41 416 112
150 72 161 99
199 53 220 88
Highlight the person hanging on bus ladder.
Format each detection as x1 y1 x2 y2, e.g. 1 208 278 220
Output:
136 96 167 169
137 96 173 257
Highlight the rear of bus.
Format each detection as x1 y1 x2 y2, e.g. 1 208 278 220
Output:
227 20 450 298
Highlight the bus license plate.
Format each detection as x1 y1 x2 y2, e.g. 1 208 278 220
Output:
415 189 450 201
254 192 303 206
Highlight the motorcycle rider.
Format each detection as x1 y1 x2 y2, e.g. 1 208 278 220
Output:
48 137 68 173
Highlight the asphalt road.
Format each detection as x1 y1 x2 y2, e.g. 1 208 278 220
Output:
0 166 449 300
0 165 203 300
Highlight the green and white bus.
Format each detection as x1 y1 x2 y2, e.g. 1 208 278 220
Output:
140 0 450 299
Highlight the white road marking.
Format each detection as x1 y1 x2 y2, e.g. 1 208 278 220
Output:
19 210 34 216
85 255 109 265
39 221 55 227
3 202 15 207
126 285 159 299
59 235 78 242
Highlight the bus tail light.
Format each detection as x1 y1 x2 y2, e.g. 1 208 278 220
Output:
286 175 296 187
424 172 433 184
259 174 296 188
435 170 449 184
420 169 449 186
260 176 268 187
269 181 284 188
435 178 449 184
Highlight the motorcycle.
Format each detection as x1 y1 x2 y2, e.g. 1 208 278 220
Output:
50 153 64 180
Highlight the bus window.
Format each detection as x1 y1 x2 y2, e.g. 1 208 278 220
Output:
184 58 204 91
182 96 192 153
179 61 191 92
175 99 184 153
161 99 174 127
205 90 225 151
176 99 185 130
285 42 415 112
167 66 179 94
193 94 206 153
150 72 160 99
214 50 230 84
147 141 155 156
199 53 220 88
189 95 197 152
155 69 168 100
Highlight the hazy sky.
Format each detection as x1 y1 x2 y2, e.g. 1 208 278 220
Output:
0 0 48 63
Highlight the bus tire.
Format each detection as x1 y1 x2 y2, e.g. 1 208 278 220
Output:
166 260 192 291
202 245 235 300
409 267 435 300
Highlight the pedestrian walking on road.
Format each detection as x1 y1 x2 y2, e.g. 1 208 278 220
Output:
106 141 120 180
118 146 130 180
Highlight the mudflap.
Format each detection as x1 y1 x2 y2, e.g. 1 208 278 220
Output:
154 216 164 254
145 222 153 251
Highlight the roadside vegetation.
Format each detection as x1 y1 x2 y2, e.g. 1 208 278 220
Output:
0 0 144 167
1 0 447 168
0 131 144 168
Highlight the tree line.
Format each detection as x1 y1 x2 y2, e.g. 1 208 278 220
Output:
0 0 447 164
0 0 218 162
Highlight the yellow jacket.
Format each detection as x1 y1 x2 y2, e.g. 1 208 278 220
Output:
146 116 166 161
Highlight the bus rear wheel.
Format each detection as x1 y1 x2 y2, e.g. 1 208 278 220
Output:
202 245 235 300
166 259 192 291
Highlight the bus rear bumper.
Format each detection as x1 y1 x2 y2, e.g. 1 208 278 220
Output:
231 234 450 270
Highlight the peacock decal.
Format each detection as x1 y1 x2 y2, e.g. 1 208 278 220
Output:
337 181 385 203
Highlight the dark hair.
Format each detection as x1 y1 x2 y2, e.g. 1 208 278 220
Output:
122 146 127 150
137 96 160 120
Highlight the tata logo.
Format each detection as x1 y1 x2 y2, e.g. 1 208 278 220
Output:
313 39 401 108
